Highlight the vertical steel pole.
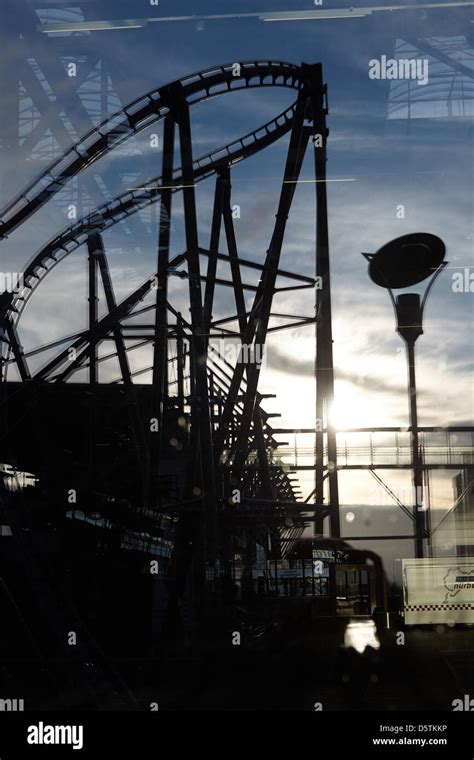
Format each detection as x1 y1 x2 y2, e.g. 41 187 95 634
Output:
396 294 425 558
86 240 98 514
176 313 185 413
176 96 217 560
406 339 425 558
87 243 98 384
311 64 340 538
152 115 175 402
150 116 175 504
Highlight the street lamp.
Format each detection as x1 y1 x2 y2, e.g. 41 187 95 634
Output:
363 232 447 558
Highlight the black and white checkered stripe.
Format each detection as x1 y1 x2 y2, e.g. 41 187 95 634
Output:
406 603 474 611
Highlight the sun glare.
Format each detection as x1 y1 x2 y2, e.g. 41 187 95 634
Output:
330 382 383 430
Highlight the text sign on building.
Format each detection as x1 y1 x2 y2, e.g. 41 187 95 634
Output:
312 549 335 562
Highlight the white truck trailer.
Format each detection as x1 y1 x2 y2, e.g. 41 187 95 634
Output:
402 557 474 625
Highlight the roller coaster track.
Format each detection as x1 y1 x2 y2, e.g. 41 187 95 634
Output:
0 60 304 237
0 60 307 328
0 58 326 535
0 104 296 330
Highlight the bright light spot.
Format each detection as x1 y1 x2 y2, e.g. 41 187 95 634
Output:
346 511 355 523
343 619 380 654
329 381 388 430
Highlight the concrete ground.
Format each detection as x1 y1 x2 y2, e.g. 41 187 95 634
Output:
120 620 474 711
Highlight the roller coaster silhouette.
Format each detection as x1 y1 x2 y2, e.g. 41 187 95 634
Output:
0 62 342 688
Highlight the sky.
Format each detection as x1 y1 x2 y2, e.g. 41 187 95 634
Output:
0 0 473 575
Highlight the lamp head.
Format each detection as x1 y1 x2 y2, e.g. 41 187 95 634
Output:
365 233 446 289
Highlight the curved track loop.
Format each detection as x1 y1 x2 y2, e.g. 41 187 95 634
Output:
0 61 304 240
0 101 297 326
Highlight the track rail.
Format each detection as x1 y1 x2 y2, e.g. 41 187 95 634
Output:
0 60 304 240
0 60 310 329
0 100 297 328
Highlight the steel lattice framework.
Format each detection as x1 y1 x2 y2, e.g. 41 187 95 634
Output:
0 60 340 607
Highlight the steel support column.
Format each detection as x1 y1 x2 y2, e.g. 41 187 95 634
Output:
152 115 175 406
176 313 185 412
4 320 30 382
203 170 226 338
214 96 309 465
231 94 310 476
90 234 150 508
311 63 340 538
176 95 217 559
150 115 175 503
87 242 98 384
221 167 275 503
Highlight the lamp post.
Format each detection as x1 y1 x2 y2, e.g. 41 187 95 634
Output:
363 233 447 559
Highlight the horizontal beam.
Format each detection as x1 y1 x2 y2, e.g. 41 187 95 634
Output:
244 464 474 470
197 247 315 284
339 464 473 470
341 535 416 541
241 499 325 509
170 270 259 292
271 426 474 433
267 317 316 334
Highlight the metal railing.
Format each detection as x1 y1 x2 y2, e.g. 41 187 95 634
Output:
262 429 474 469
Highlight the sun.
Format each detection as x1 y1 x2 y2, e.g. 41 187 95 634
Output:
330 381 383 430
